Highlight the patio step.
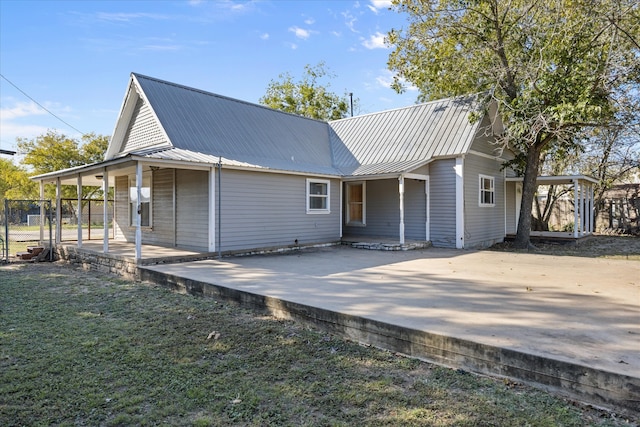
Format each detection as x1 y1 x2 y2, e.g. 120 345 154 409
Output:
16 246 45 261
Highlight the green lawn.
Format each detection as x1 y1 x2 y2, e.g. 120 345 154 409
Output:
0 263 632 426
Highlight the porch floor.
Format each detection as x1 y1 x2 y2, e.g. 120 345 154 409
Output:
67 240 215 264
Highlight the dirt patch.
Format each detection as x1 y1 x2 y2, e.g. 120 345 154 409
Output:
490 234 640 260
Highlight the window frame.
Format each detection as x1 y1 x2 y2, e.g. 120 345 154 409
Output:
478 174 495 207
306 178 331 214
345 181 366 226
129 171 153 227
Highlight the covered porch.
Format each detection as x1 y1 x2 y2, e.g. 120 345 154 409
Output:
506 175 598 241
31 153 220 262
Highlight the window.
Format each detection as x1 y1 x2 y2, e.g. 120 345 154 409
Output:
129 171 152 226
346 181 366 226
479 175 495 207
306 178 330 214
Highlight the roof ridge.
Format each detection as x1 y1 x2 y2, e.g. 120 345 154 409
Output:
131 72 330 125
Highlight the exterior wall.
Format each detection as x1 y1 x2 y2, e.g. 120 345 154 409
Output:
114 176 130 241
429 159 457 248
463 153 506 248
342 178 426 241
176 169 209 251
146 168 175 247
218 169 341 252
120 97 168 154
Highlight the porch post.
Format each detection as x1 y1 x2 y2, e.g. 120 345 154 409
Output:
208 166 216 252
39 180 45 243
580 182 586 236
398 175 405 245
55 177 61 244
77 174 83 248
102 169 109 253
589 183 594 233
573 179 579 238
425 177 430 241
135 161 142 260
455 157 464 249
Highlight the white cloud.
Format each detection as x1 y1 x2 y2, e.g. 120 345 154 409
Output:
342 10 358 33
367 0 392 14
304 18 315 25
95 12 169 22
289 26 312 39
260 33 270 40
362 32 387 49
374 69 418 92
1 101 46 120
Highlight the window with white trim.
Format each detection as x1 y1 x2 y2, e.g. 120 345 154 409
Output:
345 181 366 226
479 175 495 207
306 178 330 214
129 171 152 226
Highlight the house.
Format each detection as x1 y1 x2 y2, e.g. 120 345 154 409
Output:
31 73 595 260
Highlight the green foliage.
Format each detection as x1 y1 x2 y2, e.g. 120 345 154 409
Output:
16 130 110 201
0 158 38 201
260 62 352 121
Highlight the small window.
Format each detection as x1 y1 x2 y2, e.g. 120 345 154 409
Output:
306 178 330 214
129 171 152 226
479 175 495 207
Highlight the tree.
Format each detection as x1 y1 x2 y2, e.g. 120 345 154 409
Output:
0 158 38 202
387 0 640 248
17 131 110 219
260 62 353 121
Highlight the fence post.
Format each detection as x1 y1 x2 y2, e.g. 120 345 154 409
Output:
4 199 8 262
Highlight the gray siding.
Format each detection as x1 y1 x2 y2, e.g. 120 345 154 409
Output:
429 159 457 248
121 97 168 154
343 178 427 241
146 168 175 247
469 116 502 156
114 176 130 241
176 169 209 251
463 153 506 248
219 169 341 252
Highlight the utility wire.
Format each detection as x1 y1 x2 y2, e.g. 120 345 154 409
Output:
0 73 87 136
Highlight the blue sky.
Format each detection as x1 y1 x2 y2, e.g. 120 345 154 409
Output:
0 0 418 154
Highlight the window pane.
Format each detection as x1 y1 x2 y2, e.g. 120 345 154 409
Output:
348 184 363 202
310 196 327 210
309 182 327 195
349 204 362 222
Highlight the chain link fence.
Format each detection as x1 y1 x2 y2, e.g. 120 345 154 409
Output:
1 199 114 263
1 199 53 263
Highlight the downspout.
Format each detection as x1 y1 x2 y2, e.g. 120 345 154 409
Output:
217 157 222 259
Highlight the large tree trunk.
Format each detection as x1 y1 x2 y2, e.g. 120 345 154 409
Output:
513 144 544 249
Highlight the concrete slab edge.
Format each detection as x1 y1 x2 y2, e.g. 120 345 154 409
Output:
138 267 640 418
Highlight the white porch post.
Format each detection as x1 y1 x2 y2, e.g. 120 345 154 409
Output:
455 157 465 248
55 177 61 244
573 179 580 238
580 182 586 236
39 180 45 243
102 169 109 253
589 183 594 233
135 161 142 260
208 166 216 252
425 177 430 241
77 174 83 248
398 175 405 245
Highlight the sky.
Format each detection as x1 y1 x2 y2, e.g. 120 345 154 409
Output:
0 0 419 155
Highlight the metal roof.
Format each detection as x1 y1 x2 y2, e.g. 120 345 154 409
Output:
133 73 339 175
329 96 482 176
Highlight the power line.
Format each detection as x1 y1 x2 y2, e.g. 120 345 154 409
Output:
0 73 87 136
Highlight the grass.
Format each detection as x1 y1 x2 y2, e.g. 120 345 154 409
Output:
0 263 635 427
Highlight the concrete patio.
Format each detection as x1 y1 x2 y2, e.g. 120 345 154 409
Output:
137 245 640 416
